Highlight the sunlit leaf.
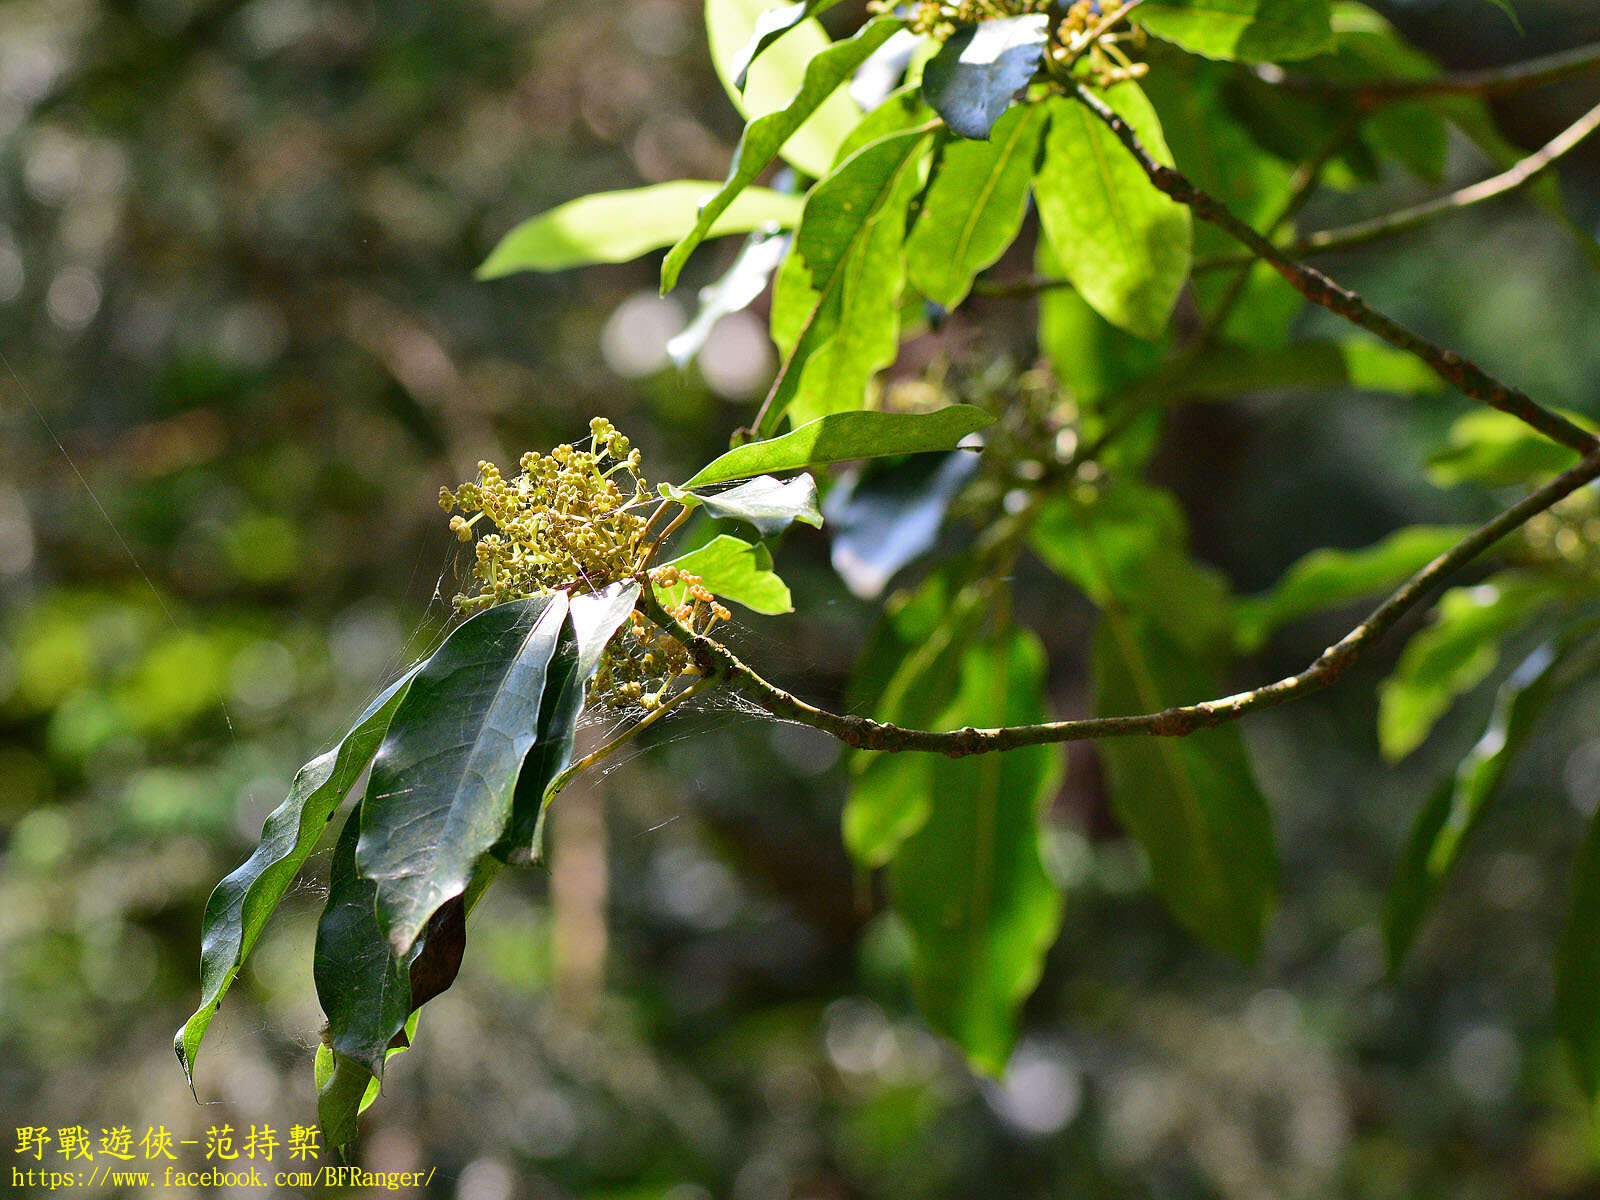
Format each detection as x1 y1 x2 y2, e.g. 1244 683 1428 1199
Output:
728 0 844 90
919 14 1047 139
1429 409 1594 489
658 534 794 614
666 474 824 537
1136 0 1333 62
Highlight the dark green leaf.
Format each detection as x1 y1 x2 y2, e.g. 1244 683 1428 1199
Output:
919 14 1048 140
1234 525 1473 653
1385 640 1572 971
1136 0 1333 62
1034 88 1192 341
664 16 907 290
906 105 1045 307
729 0 844 90
358 595 570 954
666 474 824 537
1093 612 1279 959
175 666 418 1083
891 628 1064 1074
1378 575 1552 761
498 582 641 863
658 535 794 614
764 126 933 430
476 183 802 278
315 1045 371 1163
684 405 993 486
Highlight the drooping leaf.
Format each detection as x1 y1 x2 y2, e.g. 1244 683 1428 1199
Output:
1092 612 1279 960
1034 87 1193 341
891 627 1064 1074
706 0 869 179
919 14 1048 140
315 1045 372 1163
665 15 907 290
1377 575 1552 761
477 183 802 278
665 474 824 537
1234 525 1473 653
684 405 992 486
668 229 792 369
658 534 794 614
764 126 934 430
358 594 570 954
906 104 1045 307
822 451 979 599
175 665 420 1083
1136 0 1334 62
1385 640 1575 971
497 582 641 863
729 0 845 90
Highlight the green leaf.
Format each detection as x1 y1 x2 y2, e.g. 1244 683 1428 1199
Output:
906 105 1045 307
919 14 1048 140
315 1045 371 1163
658 534 794 614
1429 409 1595 488
175 666 418 1084
496 583 641 863
1136 0 1334 62
765 126 933 430
665 474 824 537
824 451 979 599
728 0 845 89
1234 524 1473 653
891 627 1064 1074
1034 87 1193 341
477 184 803 278
1092 612 1279 959
1559 801 1600 1101
358 595 570 955
1386 639 1576 972
683 405 993 486
1377 575 1552 761
1036 244 1165 411
665 14 906 290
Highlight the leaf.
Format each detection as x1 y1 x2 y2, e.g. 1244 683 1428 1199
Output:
315 1045 371 1163
683 405 993 486
665 474 824 537
658 535 794 614
1034 87 1193 341
906 104 1045 307
496 582 641 863
1136 0 1333 62
1234 525 1473 653
1036 244 1165 412
1385 640 1572 972
1093 612 1279 959
1559 802 1600 1100
477 184 802 279
668 229 792 369
1429 409 1595 488
175 666 419 1084
919 14 1048 140
729 0 844 90
891 628 1065 1074
1377 575 1552 761
764 126 934 431
358 594 570 955
664 15 906 290
708 0 868 179
822 451 980 600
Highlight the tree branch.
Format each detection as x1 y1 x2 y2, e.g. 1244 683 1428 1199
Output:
1255 40 1600 105
634 447 1600 758
1069 82 1600 456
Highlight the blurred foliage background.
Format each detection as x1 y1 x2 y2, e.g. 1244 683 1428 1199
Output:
4 0 1600 1196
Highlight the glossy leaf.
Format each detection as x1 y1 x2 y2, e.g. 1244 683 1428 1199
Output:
497 583 640 864
175 666 419 1083
666 473 823 537
822 451 979 600
658 534 794 614
1377 575 1551 761
1034 87 1192 341
477 184 802 278
765 126 933 430
906 105 1045 307
1385 640 1573 971
358 594 570 954
1136 0 1333 62
729 0 844 89
315 1046 372 1163
1234 525 1473 653
919 14 1048 140
664 15 906 290
684 405 992 486
1093 612 1279 959
892 628 1064 1074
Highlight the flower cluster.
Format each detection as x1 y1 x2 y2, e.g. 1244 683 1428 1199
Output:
887 0 1053 39
440 419 731 712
